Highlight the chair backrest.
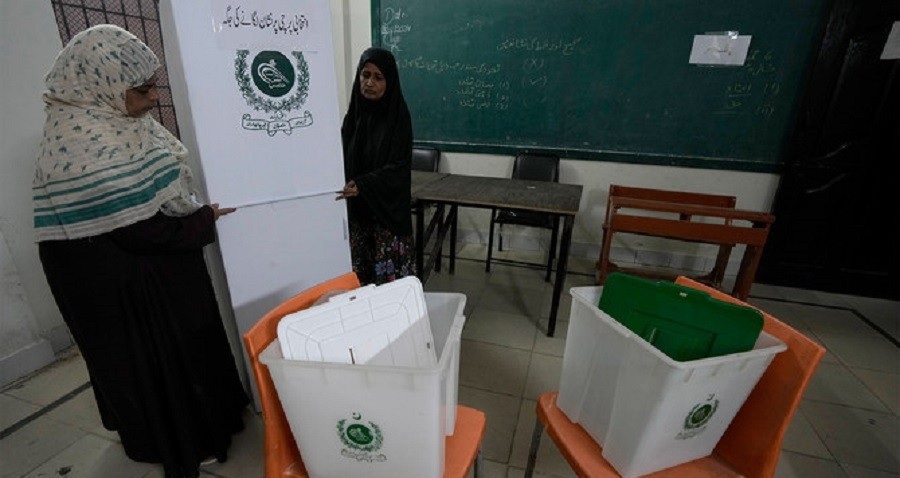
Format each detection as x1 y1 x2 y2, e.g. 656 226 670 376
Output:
512 153 560 183
243 272 361 478
675 277 825 478
605 184 737 224
412 147 441 172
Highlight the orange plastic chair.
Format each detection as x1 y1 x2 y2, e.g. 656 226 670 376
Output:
523 276 825 478
242 272 487 478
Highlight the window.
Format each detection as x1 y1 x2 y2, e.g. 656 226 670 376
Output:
50 0 180 136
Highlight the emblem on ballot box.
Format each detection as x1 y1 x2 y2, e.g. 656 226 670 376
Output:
336 412 387 463
235 49 313 136
676 394 720 440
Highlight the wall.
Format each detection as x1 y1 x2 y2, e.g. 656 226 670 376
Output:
0 1 780 386
0 1 72 386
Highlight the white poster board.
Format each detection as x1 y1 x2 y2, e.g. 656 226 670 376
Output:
169 0 346 208
160 0 352 405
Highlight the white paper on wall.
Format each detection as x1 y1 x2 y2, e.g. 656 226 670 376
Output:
689 34 752 66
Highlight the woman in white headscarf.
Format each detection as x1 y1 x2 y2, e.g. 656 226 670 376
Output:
33 25 248 478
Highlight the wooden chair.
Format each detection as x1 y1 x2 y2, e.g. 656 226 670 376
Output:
486 152 561 281
523 276 825 478
242 272 486 478
596 184 775 300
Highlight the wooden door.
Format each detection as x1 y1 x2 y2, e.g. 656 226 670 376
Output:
758 0 899 300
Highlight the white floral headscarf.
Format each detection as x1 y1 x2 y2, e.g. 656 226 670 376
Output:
33 24 200 241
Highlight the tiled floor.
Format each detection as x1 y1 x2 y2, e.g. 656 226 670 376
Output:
2 245 898 478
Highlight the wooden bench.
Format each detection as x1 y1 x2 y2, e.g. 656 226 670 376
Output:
596 184 775 300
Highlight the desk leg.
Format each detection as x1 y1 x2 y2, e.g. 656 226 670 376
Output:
416 202 425 279
435 205 445 273
548 215 574 337
449 205 458 275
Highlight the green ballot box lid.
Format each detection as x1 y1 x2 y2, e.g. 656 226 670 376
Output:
599 273 763 361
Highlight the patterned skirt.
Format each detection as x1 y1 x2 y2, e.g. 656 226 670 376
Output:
349 221 415 285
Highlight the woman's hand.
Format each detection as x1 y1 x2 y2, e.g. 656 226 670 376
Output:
210 203 236 220
335 180 359 200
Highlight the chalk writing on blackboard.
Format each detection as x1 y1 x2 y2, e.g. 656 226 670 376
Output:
454 77 511 111
521 57 548 108
497 37 583 56
713 49 779 117
398 57 503 75
381 7 410 52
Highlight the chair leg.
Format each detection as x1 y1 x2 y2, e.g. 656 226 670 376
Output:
597 226 614 285
486 209 496 273
498 224 504 251
523 419 545 478
473 448 482 478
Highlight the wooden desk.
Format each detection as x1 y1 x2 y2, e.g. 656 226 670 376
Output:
411 170 449 196
412 173 583 337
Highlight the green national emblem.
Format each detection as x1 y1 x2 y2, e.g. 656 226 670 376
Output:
336 413 387 463
234 49 313 136
250 51 295 97
676 394 719 440
685 402 718 429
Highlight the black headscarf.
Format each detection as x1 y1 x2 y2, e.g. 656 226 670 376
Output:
341 47 413 236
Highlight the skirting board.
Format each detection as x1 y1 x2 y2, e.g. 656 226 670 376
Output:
0 339 55 388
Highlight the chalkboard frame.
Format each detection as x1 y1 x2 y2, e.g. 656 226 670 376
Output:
370 1 826 173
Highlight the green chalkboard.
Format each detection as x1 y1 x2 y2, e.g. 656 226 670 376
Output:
372 0 829 172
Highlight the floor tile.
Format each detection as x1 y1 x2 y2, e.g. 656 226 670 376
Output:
522 353 562 401
533 319 568 357
506 399 577 477
3 354 88 407
818 334 900 373
802 401 900 473
840 296 900 340
805 362 892 412
43 387 117 440
781 407 833 459
20 434 156 478
843 463 900 478
458 386 521 463
463 309 537 351
477 459 507 478
459 340 531 396
199 407 263 478
0 394 40 431
0 415 87 478
478 283 547 318
851 367 900 416
774 450 848 478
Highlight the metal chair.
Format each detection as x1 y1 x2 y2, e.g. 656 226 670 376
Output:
486 152 560 281
243 272 486 478
412 146 441 172
523 276 825 478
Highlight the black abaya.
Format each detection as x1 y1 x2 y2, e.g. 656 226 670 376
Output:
39 206 249 478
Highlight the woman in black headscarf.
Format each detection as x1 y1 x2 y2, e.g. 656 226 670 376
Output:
337 47 414 285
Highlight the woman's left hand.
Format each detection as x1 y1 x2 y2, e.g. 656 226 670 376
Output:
336 180 359 200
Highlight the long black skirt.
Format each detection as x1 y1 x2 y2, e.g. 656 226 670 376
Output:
39 212 249 478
